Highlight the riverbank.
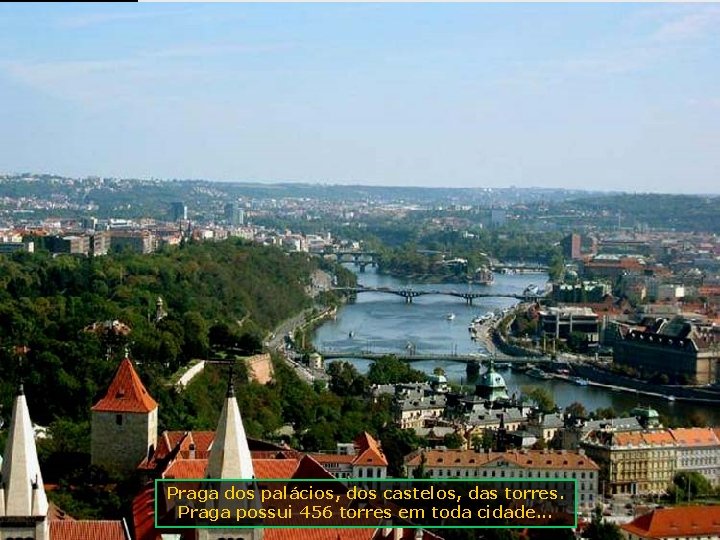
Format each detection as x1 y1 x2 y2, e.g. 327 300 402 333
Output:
376 269 494 285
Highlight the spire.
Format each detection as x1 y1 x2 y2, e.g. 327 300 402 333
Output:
1 387 48 517
206 376 254 479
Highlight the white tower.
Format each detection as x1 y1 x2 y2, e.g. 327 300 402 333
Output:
197 380 262 540
0 385 50 540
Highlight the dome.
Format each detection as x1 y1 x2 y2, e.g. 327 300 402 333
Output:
480 365 507 389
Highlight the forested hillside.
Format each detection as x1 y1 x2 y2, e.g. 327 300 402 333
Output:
0 239 324 427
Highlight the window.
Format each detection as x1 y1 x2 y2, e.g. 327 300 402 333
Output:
116 414 123 426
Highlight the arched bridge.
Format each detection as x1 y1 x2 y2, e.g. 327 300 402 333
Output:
332 286 544 305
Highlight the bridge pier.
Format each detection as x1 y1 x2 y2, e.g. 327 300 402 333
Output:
405 295 413 304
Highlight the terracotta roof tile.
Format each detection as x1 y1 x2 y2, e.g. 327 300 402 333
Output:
50 520 127 540
92 358 157 413
670 427 720 446
406 449 598 470
621 506 720 538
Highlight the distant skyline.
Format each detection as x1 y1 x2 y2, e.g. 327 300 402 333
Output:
0 4 718 193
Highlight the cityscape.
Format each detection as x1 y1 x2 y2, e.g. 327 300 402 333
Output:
2 4 720 540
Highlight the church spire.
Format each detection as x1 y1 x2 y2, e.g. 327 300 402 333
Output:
1 385 48 517
206 368 254 479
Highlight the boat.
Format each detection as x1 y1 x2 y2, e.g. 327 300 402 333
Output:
523 284 540 296
667 395 676 402
495 362 511 370
446 313 456 320
526 367 552 380
348 331 355 339
573 377 589 386
511 363 530 373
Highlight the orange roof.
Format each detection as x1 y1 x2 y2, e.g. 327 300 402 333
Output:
50 520 127 540
406 449 598 470
311 454 357 464
621 506 720 538
354 447 388 467
254 458 302 479
670 427 719 447
92 358 157 413
163 459 207 479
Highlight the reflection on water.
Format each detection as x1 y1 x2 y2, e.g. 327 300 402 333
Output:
314 267 720 425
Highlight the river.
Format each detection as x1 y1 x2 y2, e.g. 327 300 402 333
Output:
313 266 720 425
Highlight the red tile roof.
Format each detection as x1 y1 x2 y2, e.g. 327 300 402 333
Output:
406 449 598 470
621 506 720 538
50 520 127 540
92 358 157 413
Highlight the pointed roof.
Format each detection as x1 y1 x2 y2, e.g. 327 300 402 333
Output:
92 358 157 413
205 381 254 479
1 385 49 517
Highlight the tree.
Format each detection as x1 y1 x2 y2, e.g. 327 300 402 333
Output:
327 361 367 396
584 506 624 540
671 471 712 500
443 432 464 449
522 386 556 413
566 401 588 420
366 355 426 385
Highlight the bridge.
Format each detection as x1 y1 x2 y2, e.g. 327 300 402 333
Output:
318 350 547 364
332 286 544 305
332 251 380 272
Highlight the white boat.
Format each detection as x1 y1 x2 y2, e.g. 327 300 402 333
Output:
446 313 456 320
573 377 590 386
667 395 676 402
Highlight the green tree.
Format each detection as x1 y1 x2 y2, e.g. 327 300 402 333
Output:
584 506 624 540
521 386 556 413
327 361 368 396
442 432 464 449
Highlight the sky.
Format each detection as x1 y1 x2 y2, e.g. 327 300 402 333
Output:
0 4 718 193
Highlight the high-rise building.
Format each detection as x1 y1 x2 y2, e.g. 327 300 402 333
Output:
224 202 245 226
169 201 187 222
561 233 583 260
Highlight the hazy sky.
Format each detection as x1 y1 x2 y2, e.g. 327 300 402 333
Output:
0 4 718 192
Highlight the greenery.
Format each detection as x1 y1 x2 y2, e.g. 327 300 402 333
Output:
521 386 556 413
583 506 624 540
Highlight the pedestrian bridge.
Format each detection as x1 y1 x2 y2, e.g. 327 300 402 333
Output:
332 286 544 304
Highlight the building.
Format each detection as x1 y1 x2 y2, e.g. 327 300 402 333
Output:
552 281 612 303
169 201 187 222
132 378 442 540
392 383 447 429
224 202 245 226
310 433 388 480
109 231 155 254
404 448 599 510
562 233 583 260
613 317 720 385
0 385 128 540
40 234 90 255
670 427 720 486
538 306 600 343
91 357 158 476
474 361 509 403
581 430 677 496
621 505 720 540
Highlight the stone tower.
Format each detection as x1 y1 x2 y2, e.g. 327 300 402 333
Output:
91 357 158 475
197 381 262 540
0 385 50 540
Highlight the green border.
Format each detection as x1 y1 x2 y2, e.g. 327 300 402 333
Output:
154 477 579 530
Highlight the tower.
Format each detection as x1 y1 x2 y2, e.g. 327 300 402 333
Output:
197 378 262 540
91 357 158 475
0 385 50 540
475 360 509 403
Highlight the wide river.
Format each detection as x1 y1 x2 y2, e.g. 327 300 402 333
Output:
314 267 720 425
